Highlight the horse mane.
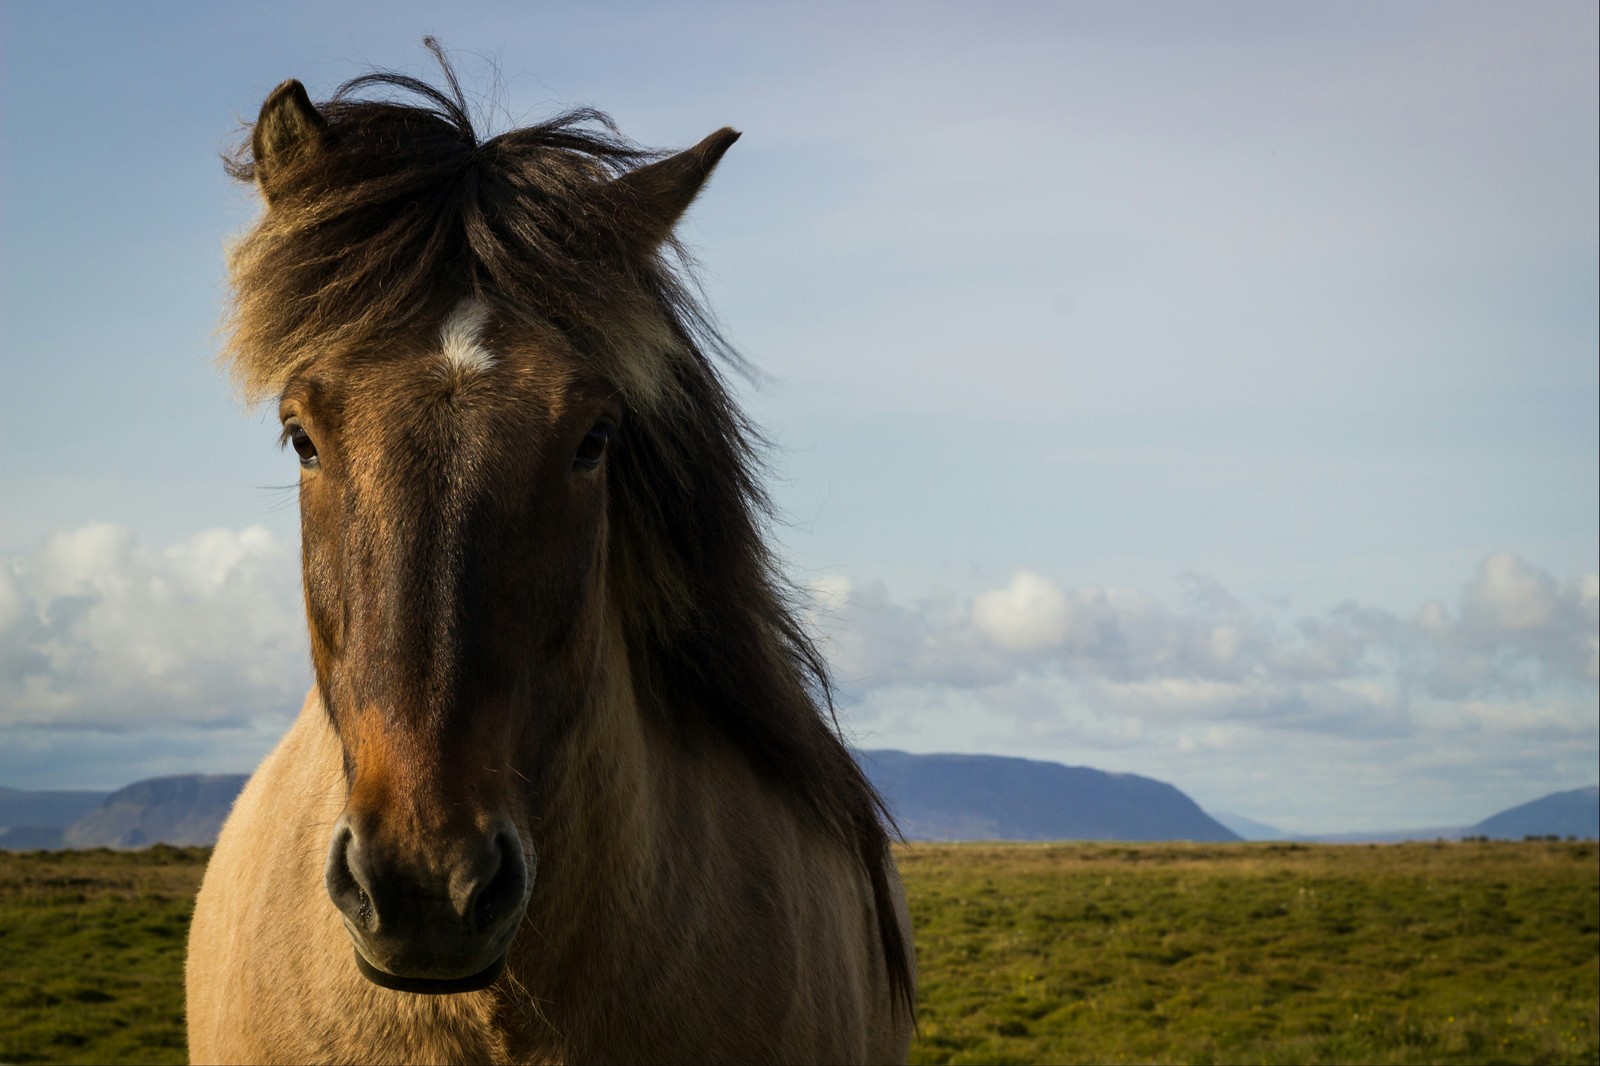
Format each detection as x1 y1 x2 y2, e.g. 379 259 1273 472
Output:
222 46 913 1015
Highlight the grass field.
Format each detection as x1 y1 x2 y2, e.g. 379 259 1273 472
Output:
1 841 1595 1064
901 841 1598 1065
0 846 203 1064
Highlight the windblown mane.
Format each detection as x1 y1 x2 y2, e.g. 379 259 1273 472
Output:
222 48 912 1014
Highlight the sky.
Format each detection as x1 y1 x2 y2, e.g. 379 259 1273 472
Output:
1 0 1596 833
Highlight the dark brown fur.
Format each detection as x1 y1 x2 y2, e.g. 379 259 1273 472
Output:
201 43 913 1055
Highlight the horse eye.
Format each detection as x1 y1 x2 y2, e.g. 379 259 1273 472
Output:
573 420 614 471
285 425 319 469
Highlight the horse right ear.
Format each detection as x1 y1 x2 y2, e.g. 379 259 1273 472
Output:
609 127 741 251
252 79 332 202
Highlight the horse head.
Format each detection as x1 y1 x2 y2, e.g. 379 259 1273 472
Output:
239 76 737 993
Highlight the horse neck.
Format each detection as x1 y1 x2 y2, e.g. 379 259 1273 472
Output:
521 620 668 938
512 619 753 986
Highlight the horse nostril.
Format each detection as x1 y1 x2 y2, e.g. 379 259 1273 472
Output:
325 820 379 932
472 885 497 931
471 833 528 934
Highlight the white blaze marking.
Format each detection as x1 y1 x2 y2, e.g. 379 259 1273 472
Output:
439 299 496 374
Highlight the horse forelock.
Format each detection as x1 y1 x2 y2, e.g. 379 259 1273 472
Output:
221 75 692 416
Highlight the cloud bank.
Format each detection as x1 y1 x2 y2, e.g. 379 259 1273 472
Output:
809 554 1598 830
817 555 1597 708
0 523 308 739
2 524 1593 830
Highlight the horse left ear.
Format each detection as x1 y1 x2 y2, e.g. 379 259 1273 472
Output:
612 127 740 247
252 79 334 202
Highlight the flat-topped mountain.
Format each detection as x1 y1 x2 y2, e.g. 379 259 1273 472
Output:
857 750 1240 842
3 768 1593 848
3 775 252 849
59 774 249 848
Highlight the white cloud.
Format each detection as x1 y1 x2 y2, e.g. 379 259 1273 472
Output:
0 562 25 632
820 555 1599 753
823 557 1597 833
1464 552 1560 632
0 523 308 731
971 570 1070 652
1 527 1593 829
6 533 1586 744
1425 555 1600 689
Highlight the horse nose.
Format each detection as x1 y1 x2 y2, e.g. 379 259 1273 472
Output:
324 813 531 991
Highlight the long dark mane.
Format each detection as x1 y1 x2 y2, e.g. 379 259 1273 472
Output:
223 45 912 1014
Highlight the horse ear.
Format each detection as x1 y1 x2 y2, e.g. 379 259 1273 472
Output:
252 79 332 202
612 127 740 247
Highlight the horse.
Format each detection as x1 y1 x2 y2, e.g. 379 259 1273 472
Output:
184 51 915 1064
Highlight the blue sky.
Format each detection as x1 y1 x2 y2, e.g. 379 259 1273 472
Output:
2 1 1596 832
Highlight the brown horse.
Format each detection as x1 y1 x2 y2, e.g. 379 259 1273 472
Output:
185 50 915 1064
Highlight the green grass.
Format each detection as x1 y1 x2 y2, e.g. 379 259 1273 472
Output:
0 846 205 1065
900 840 1600 1065
0 841 1594 1064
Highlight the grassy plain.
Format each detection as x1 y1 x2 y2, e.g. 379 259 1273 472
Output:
0 846 203 1064
0 841 1594 1064
901 841 1599 1065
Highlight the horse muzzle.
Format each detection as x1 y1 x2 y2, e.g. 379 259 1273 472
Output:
324 813 533 994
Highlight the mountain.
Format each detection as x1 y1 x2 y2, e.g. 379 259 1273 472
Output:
0 786 112 849
0 786 109 829
1468 786 1599 840
60 774 250 849
0 825 69 849
1295 826 1466 844
858 750 1240 842
17 766 1586 849
1207 786 1600 843
4 755 1239 849
1211 811 1286 840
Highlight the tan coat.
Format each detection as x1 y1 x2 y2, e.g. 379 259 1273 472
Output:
193 55 915 1064
187 688 913 1064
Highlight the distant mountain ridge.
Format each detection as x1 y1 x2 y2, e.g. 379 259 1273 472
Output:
0 775 247 850
0 786 108 830
1213 786 1599 843
2 755 1240 847
1468 785 1599 840
858 750 1239 842
62 774 249 848
1212 811 1285 840
2 765 1595 849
